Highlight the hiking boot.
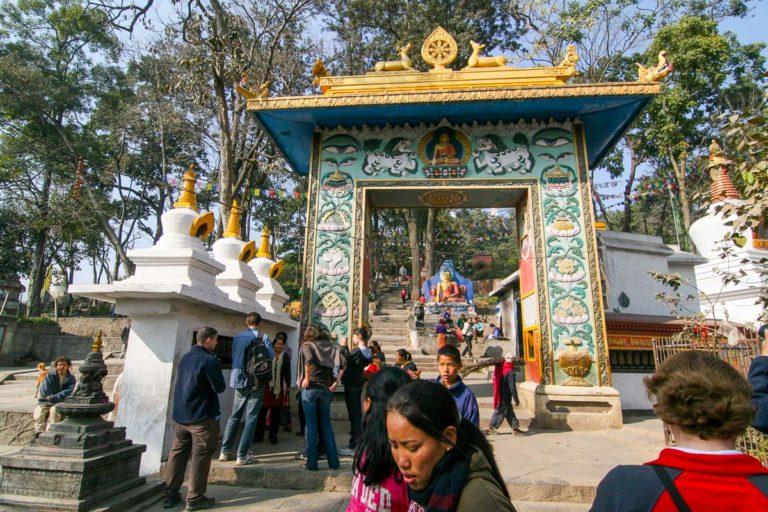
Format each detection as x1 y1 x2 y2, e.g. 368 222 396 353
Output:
163 492 181 509
235 454 258 466
185 496 215 511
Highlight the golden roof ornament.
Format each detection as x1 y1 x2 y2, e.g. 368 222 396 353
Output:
256 225 272 258
707 139 732 169
464 40 507 69
707 139 740 203
421 26 458 71
173 164 198 211
305 28 581 95
91 330 103 353
637 51 673 82
223 199 242 239
312 58 329 86
374 43 414 72
559 44 579 72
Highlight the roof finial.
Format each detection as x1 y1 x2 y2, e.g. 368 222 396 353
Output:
223 199 242 239
707 139 740 203
256 225 272 258
173 164 198 211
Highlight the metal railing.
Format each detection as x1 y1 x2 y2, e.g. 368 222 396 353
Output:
652 336 767 467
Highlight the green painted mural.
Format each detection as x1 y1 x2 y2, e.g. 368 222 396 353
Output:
309 119 600 385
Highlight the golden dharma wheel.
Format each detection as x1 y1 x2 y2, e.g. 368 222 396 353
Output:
421 26 458 71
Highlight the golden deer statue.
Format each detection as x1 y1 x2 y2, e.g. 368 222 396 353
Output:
374 43 414 72
466 40 507 68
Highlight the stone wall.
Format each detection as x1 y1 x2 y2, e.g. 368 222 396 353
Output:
57 317 130 338
0 320 60 364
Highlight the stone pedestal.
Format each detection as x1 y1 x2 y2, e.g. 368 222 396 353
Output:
0 418 161 511
518 380 623 430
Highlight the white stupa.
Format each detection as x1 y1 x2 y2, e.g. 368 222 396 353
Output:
248 226 289 314
688 140 767 326
211 199 260 305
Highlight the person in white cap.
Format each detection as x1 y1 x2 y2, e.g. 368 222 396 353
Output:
484 352 522 435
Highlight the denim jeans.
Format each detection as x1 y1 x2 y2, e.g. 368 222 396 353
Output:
301 387 339 470
220 385 264 459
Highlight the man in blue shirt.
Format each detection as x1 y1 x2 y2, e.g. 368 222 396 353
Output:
164 327 225 511
219 312 271 466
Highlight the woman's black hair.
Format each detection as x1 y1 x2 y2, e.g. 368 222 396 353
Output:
396 348 412 361
274 331 288 342
353 367 411 486
386 379 509 499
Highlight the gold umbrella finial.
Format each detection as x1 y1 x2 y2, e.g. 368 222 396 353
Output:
256 225 272 258
223 199 242 239
173 164 198 211
91 330 103 353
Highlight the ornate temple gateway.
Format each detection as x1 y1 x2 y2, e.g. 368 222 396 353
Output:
242 27 668 428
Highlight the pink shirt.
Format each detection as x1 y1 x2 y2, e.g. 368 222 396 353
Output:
348 469 409 512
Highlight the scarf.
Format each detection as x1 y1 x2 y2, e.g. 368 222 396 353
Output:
270 352 284 398
408 448 469 512
493 361 515 408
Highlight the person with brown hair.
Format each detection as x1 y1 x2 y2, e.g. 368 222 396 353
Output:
33 356 75 433
298 324 343 471
591 351 768 512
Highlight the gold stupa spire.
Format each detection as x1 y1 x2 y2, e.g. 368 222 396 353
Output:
173 165 198 211
223 199 242 239
91 330 103 353
256 225 272 258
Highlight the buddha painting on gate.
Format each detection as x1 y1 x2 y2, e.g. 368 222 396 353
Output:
419 128 471 166
422 260 473 304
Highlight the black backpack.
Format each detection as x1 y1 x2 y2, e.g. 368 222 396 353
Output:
244 336 272 387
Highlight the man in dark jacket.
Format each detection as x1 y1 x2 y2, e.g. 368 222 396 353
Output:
33 356 76 433
339 328 372 457
163 327 225 511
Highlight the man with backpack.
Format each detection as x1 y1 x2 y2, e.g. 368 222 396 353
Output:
219 312 273 466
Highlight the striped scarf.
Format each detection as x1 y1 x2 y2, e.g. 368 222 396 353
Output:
270 352 283 398
407 449 469 512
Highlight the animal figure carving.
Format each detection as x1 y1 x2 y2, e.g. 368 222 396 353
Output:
374 43 414 72
466 40 507 68
473 136 532 175
637 51 673 82
363 138 418 176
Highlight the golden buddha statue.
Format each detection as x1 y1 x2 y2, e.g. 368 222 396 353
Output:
432 269 465 303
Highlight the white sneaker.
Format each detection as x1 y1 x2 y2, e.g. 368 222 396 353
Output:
338 447 355 457
218 453 231 462
235 455 258 466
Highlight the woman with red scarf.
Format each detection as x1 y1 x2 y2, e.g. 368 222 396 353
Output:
484 353 522 435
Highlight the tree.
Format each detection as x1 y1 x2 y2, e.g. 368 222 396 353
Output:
0 0 121 314
166 0 319 237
